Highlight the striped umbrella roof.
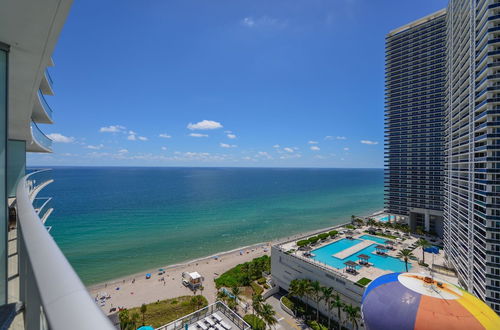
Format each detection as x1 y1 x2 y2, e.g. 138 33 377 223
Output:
361 272 500 330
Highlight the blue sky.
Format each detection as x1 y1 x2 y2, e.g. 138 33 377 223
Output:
29 0 447 168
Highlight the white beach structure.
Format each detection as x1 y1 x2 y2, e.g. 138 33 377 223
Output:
182 271 204 289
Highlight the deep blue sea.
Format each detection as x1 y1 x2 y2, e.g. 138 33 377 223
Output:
42 167 384 285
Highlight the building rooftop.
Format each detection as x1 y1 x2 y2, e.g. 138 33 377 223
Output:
387 8 446 37
157 301 250 330
274 224 457 286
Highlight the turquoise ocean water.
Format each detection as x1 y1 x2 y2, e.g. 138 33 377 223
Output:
43 167 384 285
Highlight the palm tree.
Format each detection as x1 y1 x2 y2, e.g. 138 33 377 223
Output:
330 293 343 326
308 280 323 321
259 303 278 329
297 279 311 315
252 293 264 315
321 287 334 329
416 239 431 264
342 304 361 330
397 249 414 272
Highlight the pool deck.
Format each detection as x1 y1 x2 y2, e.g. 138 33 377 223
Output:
277 224 458 286
332 240 373 259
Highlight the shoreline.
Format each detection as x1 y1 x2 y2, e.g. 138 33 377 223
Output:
87 211 383 314
87 218 357 291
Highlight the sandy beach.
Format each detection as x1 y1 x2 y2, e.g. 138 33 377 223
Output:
87 219 355 315
88 242 272 315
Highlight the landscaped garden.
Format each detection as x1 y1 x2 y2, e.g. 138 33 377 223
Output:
118 295 208 329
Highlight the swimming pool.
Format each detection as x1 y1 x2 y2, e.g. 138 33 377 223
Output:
359 234 390 245
311 237 409 273
379 215 394 222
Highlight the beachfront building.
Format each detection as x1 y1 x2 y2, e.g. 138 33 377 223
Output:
444 0 500 313
269 225 450 319
384 9 447 237
0 0 114 328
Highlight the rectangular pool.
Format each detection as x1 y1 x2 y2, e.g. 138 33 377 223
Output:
311 237 409 273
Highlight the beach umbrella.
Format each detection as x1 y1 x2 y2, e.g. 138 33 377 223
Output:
361 272 500 330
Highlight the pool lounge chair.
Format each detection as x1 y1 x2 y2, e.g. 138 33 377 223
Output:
205 317 215 326
212 313 223 323
220 321 232 330
197 321 208 330
214 325 224 330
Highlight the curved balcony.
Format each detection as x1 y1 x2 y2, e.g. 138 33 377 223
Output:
28 121 52 153
15 170 114 329
40 69 54 96
32 89 54 124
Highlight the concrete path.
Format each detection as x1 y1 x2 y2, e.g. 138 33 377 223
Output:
333 240 372 259
265 293 310 330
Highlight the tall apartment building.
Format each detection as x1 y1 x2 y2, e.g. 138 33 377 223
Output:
444 0 500 313
385 9 447 237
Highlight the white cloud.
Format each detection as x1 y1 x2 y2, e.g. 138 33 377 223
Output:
118 149 128 153
189 133 209 138
47 133 74 143
161 146 168 151
273 144 280 148
343 147 350 151
241 17 255 27
86 144 104 150
257 151 272 159
100 125 125 133
241 16 286 29
361 140 378 145
138 136 148 141
220 143 237 148
127 134 136 141
187 120 223 130
159 134 172 139
308 141 319 144
283 147 294 153
325 135 346 140
227 133 237 139
310 146 320 151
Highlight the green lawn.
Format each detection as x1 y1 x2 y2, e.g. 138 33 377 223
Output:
356 277 372 287
124 295 208 328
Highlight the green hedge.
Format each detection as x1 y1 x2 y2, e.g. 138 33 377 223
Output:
308 236 320 244
243 315 265 330
297 240 309 247
281 295 295 311
257 277 266 285
318 233 329 240
345 225 355 229
328 230 338 237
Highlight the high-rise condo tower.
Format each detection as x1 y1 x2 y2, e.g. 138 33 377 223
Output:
385 9 447 237
445 0 500 313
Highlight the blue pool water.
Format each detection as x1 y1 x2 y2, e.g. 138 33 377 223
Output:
380 216 389 222
311 238 409 272
359 234 390 245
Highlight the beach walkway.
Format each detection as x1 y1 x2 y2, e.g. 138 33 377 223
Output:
332 240 372 259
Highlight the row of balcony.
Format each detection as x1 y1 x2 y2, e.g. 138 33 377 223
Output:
29 68 54 152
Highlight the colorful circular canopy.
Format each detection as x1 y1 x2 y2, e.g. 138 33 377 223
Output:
361 272 500 330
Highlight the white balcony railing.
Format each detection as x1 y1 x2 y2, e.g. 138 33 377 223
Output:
16 170 113 329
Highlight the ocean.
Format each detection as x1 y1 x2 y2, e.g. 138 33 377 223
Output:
43 167 384 285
